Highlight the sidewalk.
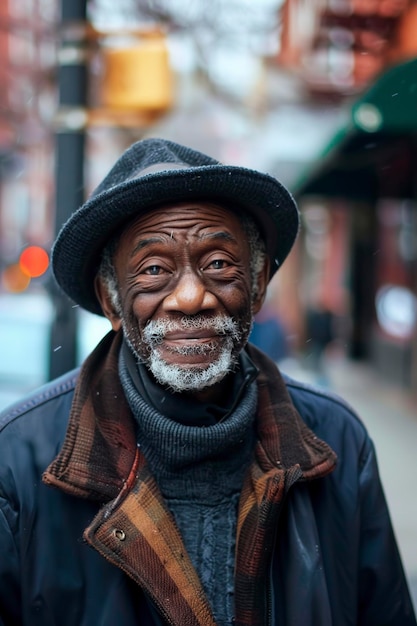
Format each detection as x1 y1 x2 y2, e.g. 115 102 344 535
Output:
281 354 417 611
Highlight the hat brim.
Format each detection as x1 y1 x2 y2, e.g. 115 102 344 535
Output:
52 164 299 316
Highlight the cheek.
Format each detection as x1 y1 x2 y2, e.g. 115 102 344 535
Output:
115 285 144 335
119 278 154 321
214 278 253 312
129 293 160 329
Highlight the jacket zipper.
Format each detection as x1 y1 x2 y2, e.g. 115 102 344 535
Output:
265 523 278 626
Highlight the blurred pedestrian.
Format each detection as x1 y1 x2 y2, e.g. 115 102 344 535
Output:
0 138 415 625
249 305 290 362
305 303 336 383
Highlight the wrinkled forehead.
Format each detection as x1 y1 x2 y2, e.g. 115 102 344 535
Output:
116 199 256 245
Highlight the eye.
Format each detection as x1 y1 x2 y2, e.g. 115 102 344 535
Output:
205 258 229 270
144 264 164 275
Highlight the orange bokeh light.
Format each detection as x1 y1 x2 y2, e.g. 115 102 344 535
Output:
1 263 31 292
19 246 49 278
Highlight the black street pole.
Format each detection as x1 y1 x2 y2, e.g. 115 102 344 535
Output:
49 0 88 380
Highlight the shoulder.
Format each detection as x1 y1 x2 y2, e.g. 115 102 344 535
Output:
0 369 80 500
282 372 372 463
283 372 360 422
0 369 80 518
0 368 79 435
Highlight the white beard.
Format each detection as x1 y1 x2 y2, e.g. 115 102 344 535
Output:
147 342 236 393
124 315 246 393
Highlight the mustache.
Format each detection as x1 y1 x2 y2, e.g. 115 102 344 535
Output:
142 315 241 343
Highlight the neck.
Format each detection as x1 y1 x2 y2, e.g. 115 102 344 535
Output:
180 373 235 404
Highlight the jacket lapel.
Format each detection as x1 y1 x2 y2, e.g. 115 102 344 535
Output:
234 345 337 625
247 343 337 480
43 331 137 501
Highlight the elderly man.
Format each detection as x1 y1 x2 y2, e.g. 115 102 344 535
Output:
0 138 415 626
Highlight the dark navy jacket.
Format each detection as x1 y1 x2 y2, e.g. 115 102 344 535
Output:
0 358 415 626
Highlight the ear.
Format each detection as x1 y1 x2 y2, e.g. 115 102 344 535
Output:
94 275 122 331
252 258 270 315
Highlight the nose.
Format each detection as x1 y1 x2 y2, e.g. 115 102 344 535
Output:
163 271 217 315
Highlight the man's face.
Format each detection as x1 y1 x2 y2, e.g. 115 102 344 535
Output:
97 201 268 399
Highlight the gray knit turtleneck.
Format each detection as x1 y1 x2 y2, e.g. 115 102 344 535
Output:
119 351 257 626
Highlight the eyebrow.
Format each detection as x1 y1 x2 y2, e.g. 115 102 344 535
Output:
199 231 236 243
130 237 165 257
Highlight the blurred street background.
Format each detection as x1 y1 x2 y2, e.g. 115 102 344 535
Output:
0 0 416 611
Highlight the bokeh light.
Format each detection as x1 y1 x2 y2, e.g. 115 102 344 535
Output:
1 263 31 292
19 246 49 278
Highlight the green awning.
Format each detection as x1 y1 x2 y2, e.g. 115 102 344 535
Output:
293 57 417 202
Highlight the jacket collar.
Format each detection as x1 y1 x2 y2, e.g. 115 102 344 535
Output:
43 330 336 500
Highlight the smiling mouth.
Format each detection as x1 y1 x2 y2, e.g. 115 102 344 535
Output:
155 332 229 358
163 330 220 341
162 334 223 353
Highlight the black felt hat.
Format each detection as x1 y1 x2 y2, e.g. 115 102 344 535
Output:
52 137 299 315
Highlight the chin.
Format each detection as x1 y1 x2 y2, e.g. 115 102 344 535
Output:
148 347 237 394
